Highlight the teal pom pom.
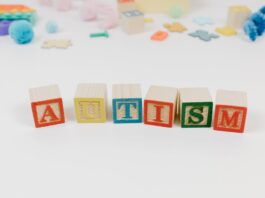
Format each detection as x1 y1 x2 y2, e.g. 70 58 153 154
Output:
9 20 34 44
46 21 58 34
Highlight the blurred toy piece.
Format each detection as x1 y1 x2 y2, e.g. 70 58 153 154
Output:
164 22 187 33
193 16 214 26
9 20 34 44
46 20 59 33
226 5 251 29
80 0 118 30
120 10 144 34
151 31 168 41
244 6 265 41
0 4 37 24
135 0 189 15
42 39 72 49
169 6 182 19
0 21 12 36
215 26 237 36
189 30 219 42
90 31 109 38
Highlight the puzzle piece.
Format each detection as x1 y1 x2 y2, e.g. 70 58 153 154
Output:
216 26 237 36
151 31 168 41
42 40 72 49
193 16 214 26
164 22 187 33
189 30 219 42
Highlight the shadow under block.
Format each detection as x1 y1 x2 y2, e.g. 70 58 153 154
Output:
144 86 178 128
117 0 137 14
29 85 65 128
112 84 142 123
226 6 251 29
213 90 248 133
120 10 144 35
74 84 107 123
135 0 190 14
179 88 213 128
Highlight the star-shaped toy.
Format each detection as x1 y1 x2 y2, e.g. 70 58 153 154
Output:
189 30 219 42
164 22 187 33
193 16 214 26
42 39 72 49
216 26 237 36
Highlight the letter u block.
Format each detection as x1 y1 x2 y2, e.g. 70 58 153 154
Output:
112 84 142 123
214 90 247 133
29 85 65 128
144 86 178 128
179 88 213 128
74 84 107 123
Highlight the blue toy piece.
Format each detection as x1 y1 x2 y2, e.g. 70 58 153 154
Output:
9 20 34 44
189 30 219 42
112 98 142 124
46 21 58 34
244 6 265 41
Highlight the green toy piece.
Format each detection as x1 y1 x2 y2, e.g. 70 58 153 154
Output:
90 31 109 38
169 6 182 19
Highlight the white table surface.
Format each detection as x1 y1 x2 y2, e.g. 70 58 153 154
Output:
1 0 265 197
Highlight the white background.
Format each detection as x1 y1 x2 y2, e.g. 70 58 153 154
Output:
0 0 265 197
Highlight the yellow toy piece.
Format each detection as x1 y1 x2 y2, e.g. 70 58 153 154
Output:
216 26 237 36
164 22 187 33
135 0 190 15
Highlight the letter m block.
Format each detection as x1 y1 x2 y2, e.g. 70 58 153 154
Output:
213 90 248 133
29 85 65 128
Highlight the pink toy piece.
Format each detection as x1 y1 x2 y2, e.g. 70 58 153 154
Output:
97 4 118 30
56 0 72 11
39 0 53 6
80 0 97 21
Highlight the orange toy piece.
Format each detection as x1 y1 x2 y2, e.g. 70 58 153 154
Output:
164 22 187 33
151 31 169 41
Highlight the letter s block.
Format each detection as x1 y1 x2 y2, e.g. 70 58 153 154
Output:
179 88 213 128
214 90 247 133
29 85 65 128
112 84 142 123
144 86 178 128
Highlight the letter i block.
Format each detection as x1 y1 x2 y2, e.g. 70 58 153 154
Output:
112 84 142 123
144 86 178 128
214 90 247 133
29 85 65 128
179 88 213 128
74 84 107 123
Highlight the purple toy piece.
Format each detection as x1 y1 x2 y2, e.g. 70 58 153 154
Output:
0 21 12 36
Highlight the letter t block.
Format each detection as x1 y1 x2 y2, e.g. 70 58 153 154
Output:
29 85 65 128
112 84 142 123
214 90 248 133
74 84 107 123
144 86 178 128
179 88 213 128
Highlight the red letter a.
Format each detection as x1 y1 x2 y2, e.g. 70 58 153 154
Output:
40 105 59 123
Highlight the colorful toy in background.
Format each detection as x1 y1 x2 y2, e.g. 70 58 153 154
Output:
244 6 265 41
28 84 248 134
0 5 37 24
0 21 11 36
9 20 34 44
46 20 59 33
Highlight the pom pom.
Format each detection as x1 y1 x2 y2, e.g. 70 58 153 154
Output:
9 20 34 44
244 20 258 41
260 6 265 15
80 0 97 21
169 6 182 19
251 13 265 36
56 0 72 11
46 21 59 33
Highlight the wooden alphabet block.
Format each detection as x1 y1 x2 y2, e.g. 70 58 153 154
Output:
213 90 247 133
117 0 137 14
179 88 213 128
120 10 144 35
112 84 142 123
226 5 251 29
74 83 107 123
144 86 178 128
29 85 65 128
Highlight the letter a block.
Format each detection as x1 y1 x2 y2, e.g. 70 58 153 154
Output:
179 88 213 128
74 84 107 123
144 86 178 128
29 85 65 128
214 90 247 133
112 84 142 123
